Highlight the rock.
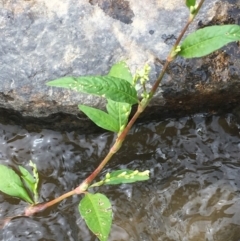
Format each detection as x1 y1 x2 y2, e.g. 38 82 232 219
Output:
0 0 239 132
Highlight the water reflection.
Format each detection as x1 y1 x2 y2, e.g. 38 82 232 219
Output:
0 113 240 240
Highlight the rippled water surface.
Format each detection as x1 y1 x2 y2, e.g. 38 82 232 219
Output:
0 113 240 241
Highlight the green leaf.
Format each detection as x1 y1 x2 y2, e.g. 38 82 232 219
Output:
106 62 133 132
179 24 240 58
79 105 120 132
0 165 33 204
79 193 112 241
29 161 39 203
90 169 150 187
19 166 35 192
19 161 39 203
106 100 131 132
47 76 138 105
186 0 196 8
108 61 133 84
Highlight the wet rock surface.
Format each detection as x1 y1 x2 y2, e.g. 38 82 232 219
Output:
0 0 240 132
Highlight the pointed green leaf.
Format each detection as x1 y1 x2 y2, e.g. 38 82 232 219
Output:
79 193 112 241
106 99 131 132
47 76 138 105
19 166 35 192
79 105 119 132
108 61 133 84
90 169 150 187
29 161 39 203
106 61 133 132
0 165 33 204
186 0 196 8
19 161 39 203
179 25 240 58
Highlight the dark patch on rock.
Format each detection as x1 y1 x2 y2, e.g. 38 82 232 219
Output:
161 34 177 45
89 0 134 24
198 0 240 26
0 92 14 102
140 83 240 124
149 30 155 35
0 107 104 134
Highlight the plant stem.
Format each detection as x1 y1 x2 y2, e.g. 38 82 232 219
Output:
171 0 205 58
23 0 205 216
76 0 206 189
24 189 76 216
75 104 144 193
194 0 206 19
75 149 116 194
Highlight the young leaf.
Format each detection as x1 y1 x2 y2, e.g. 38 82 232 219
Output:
0 165 33 204
106 99 131 133
19 166 35 192
108 61 133 84
106 62 133 132
29 160 39 203
186 0 196 8
90 169 150 187
79 105 120 132
79 193 112 241
179 24 240 58
19 161 39 203
47 76 138 105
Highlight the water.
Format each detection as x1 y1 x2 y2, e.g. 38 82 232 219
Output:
0 113 240 241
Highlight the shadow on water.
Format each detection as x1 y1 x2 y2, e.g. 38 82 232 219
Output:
0 113 240 241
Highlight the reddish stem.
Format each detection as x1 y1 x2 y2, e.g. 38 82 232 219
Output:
24 189 76 216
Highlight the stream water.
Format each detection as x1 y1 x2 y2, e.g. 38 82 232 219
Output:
0 113 240 241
